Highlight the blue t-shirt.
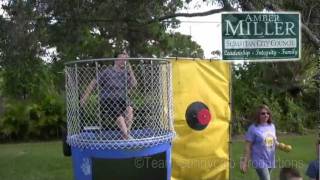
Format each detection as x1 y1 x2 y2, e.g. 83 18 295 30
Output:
306 159 319 179
245 123 277 168
98 67 132 100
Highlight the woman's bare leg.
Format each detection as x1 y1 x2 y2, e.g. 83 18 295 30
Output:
116 115 129 139
124 106 134 132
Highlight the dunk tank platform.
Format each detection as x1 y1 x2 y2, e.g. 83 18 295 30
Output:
64 58 175 180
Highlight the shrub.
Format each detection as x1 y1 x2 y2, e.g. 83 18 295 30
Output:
0 93 66 141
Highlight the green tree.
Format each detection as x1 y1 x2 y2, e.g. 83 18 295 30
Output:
0 0 53 100
0 0 206 140
0 0 318 139
230 0 319 133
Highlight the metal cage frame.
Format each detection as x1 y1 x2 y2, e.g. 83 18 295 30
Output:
65 58 175 150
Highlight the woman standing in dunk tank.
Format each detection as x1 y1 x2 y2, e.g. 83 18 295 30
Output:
81 51 137 139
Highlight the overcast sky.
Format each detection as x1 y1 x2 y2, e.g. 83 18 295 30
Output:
172 1 222 59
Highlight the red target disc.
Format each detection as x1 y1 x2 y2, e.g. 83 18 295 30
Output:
197 108 211 125
185 101 213 130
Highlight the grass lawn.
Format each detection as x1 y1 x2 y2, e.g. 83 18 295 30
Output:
0 141 73 180
0 134 317 180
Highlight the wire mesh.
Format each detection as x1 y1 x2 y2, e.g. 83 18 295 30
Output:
65 58 174 150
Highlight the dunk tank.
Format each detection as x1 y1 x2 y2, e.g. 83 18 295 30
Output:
64 58 175 180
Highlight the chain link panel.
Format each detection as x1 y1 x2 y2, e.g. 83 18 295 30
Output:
65 58 174 150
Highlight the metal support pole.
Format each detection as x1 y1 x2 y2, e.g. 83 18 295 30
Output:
317 48 320 143
95 62 102 132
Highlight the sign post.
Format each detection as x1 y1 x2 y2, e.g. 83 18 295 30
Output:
222 12 301 61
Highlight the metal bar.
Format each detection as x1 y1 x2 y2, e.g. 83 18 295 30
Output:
75 64 80 134
95 61 102 132
168 63 174 132
317 48 320 142
65 58 169 65
229 62 233 180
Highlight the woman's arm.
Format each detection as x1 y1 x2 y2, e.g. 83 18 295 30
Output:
127 64 137 87
240 141 252 173
80 79 97 106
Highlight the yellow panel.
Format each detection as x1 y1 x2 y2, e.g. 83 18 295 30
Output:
172 59 231 180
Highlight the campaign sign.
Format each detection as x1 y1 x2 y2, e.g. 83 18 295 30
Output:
222 12 300 61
